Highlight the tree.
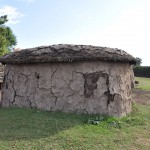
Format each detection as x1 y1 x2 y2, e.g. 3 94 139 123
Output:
0 15 8 25
135 57 142 66
0 15 17 56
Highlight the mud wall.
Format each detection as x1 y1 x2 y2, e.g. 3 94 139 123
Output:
1 61 133 117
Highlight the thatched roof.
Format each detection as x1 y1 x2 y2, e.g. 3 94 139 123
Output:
0 44 136 64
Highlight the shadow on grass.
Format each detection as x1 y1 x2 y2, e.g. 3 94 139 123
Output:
0 107 88 141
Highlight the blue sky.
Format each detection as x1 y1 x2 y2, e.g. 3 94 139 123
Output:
0 0 150 65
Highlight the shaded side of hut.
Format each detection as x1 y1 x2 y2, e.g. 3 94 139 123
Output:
0 44 136 117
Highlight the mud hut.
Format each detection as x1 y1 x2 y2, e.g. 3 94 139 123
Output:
0 44 136 117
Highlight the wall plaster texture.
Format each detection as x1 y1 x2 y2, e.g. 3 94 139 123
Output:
1 61 134 117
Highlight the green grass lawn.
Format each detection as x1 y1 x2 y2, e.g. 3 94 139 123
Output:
0 104 150 150
0 77 150 150
135 77 150 90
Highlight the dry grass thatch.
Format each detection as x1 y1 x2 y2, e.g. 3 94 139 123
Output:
0 44 136 64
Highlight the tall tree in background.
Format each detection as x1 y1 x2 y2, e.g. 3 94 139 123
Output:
135 57 142 66
0 15 17 56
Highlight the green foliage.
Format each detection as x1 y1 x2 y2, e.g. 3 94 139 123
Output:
107 120 122 129
87 115 108 125
0 15 17 56
135 57 142 66
0 15 8 25
87 113 144 129
133 66 150 78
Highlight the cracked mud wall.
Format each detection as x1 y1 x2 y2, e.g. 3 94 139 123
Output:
1 61 133 117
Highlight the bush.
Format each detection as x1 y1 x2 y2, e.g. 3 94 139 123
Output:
133 66 150 78
87 113 144 129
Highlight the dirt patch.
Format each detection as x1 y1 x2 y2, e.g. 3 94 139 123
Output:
132 89 150 105
136 138 150 147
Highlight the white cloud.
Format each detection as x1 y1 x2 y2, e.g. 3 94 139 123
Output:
0 5 24 24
